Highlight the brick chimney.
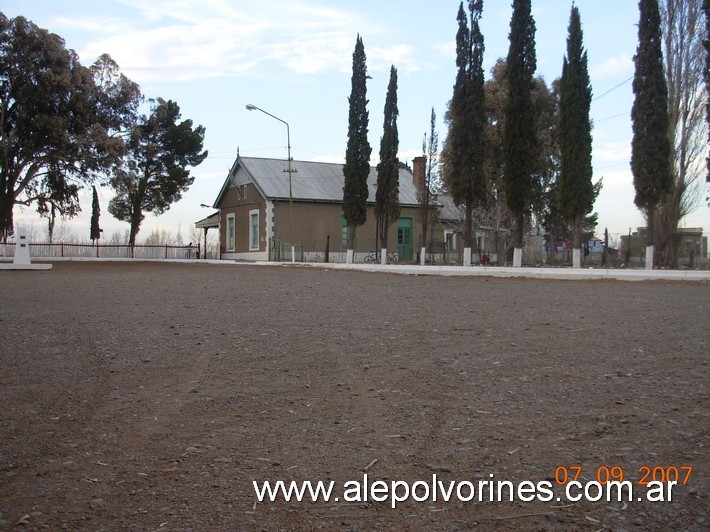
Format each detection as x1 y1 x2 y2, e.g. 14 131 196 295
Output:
412 156 427 194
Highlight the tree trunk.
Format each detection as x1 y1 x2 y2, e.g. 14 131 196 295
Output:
348 223 356 250
463 203 473 248
572 214 582 268
548 228 556 265
513 211 524 249
421 201 429 251
646 207 655 247
645 207 655 270
129 209 143 248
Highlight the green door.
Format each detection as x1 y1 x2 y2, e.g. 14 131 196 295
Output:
397 217 413 261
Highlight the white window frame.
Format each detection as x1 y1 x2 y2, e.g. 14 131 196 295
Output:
226 214 235 252
249 209 259 250
444 229 456 251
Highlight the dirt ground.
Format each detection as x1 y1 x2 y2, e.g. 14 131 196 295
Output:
0 262 707 530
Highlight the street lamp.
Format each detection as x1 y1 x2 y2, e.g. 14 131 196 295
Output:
246 104 296 262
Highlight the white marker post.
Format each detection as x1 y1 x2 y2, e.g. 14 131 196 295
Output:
463 247 471 267
13 228 31 265
0 227 52 270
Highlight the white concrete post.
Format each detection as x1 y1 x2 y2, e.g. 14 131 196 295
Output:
346 249 354 264
463 247 471 267
381 248 387 265
513 248 523 268
420 247 426 266
645 245 654 270
572 248 581 269
13 228 31 265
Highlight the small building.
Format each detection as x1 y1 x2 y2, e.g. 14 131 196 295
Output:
207 155 429 262
677 227 708 260
620 226 707 264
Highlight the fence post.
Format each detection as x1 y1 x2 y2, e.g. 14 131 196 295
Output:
61 243 64 257
165 244 168 259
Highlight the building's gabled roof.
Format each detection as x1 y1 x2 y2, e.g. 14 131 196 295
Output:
213 156 421 207
437 194 463 223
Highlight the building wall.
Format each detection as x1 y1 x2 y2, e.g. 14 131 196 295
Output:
217 182 463 262
271 202 425 258
219 183 267 260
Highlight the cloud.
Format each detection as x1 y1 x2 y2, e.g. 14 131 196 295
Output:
50 0 424 82
594 141 631 162
591 54 633 80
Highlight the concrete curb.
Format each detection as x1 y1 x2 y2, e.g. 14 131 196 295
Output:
269 261 710 281
1 256 708 281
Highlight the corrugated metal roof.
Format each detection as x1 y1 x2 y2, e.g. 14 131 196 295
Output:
437 194 463 222
194 212 219 229
227 157 421 206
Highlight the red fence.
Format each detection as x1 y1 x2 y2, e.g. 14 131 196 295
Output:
0 242 201 260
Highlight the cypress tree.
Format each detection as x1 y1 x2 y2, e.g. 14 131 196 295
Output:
558 6 594 268
631 0 672 267
503 0 537 267
375 65 400 251
704 0 709 183
443 1 486 250
342 35 372 252
90 185 101 243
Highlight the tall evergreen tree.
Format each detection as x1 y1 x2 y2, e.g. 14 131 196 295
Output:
442 1 486 250
503 0 537 267
631 0 673 268
703 0 709 184
90 185 101 243
375 65 400 252
342 35 372 253
420 107 439 254
558 6 594 268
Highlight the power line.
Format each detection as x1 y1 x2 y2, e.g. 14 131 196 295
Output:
592 75 633 102
595 111 628 122
596 161 629 171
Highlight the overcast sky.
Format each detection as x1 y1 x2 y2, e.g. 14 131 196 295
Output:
4 0 709 243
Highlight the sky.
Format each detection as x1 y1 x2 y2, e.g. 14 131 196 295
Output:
4 0 709 244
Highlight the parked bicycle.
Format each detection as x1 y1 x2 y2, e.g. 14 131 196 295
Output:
363 251 399 264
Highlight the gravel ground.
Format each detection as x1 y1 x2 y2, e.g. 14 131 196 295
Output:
0 261 707 530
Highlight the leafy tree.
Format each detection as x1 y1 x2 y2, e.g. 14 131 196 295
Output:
503 0 537 265
481 59 562 264
90 185 101 243
442 1 487 249
342 35 372 251
631 0 673 265
0 14 138 240
656 0 707 266
375 65 400 251
558 6 594 267
108 98 207 247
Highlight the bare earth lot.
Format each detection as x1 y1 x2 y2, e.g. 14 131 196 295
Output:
0 262 707 530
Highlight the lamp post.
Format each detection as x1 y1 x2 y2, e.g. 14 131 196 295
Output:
246 104 296 263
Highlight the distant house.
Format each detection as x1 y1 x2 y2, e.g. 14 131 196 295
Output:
204 155 433 262
621 227 708 264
